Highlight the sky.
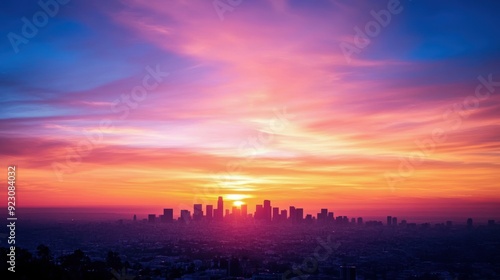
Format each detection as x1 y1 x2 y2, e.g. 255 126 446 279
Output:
1 0 499 220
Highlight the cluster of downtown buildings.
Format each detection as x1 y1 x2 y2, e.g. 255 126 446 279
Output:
140 196 495 228
142 196 411 226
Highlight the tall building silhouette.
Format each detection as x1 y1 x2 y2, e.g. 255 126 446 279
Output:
241 204 247 219
193 204 203 221
387 216 392 226
319 208 328 221
255 204 263 220
163 208 173 223
263 200 272 222
232 206 241 219
328 212 334 222
305 214 313 222
218 196 223 209
296 208 304 222
336 216 342 224
216 196 224 221
148 214 156 223
180 210 191 223
289 206 296 222
272 207 280 222
206 205 213 220
281 209 287 221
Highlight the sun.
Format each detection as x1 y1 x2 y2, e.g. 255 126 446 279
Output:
233 201 244 207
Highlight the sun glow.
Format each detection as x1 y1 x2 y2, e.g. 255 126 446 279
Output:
233 201 244 207
225 194 250 201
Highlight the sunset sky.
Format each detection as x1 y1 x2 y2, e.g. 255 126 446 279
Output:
1 0 499 219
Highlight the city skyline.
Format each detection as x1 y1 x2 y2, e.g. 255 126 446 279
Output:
133 196 498 225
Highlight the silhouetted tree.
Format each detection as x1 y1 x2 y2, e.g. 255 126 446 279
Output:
37 244 52 263
106 250 123 271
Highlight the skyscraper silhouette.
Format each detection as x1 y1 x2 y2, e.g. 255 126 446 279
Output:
281 209 287 221
148 214 156 223
193 204 203 221
232 206 241 219
206 205 213 221
163 208 173 223
289 206 296 222
255 204 263 220
180 210 191 223
328 212 334 222
241 204 247 219
264 200 272 222
218 196 223 208
319 208 328 221
216 196 224 221
272 207 279 222
296 208 304 222
336 216 342 224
